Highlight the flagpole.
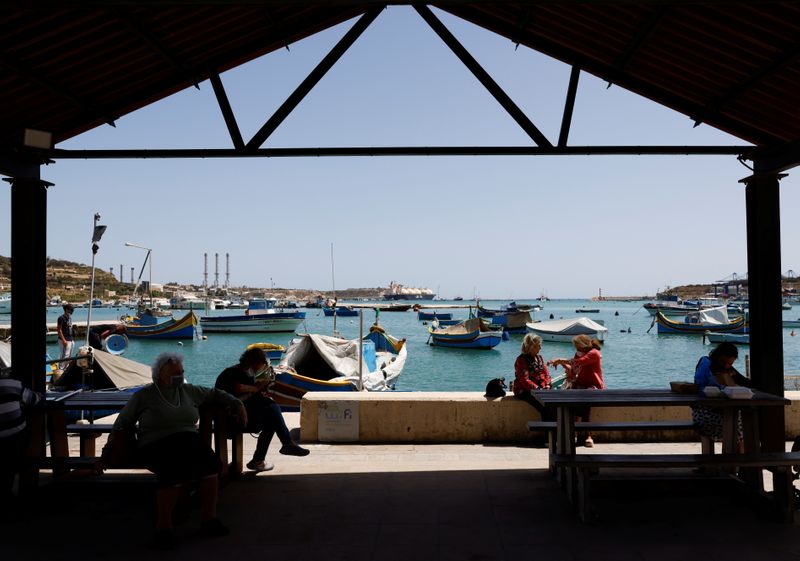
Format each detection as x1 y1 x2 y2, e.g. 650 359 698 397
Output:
85 213 106 346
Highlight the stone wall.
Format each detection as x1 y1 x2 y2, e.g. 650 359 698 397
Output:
299 391 800 444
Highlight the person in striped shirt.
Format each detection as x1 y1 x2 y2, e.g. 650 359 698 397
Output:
0 376 42 505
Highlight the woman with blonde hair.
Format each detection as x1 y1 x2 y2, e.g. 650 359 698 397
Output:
513 334 552 420
550 334 604 447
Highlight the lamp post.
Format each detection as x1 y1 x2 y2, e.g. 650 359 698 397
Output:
85 213 107 346
125 242 153 308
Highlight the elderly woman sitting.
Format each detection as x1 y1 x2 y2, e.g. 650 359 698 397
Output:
100 352 247 549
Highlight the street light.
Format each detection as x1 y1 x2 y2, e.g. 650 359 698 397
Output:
125 241 153 308
85 213 107 346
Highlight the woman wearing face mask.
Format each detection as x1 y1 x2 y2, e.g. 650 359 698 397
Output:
100 352 247 549
215 347 309 473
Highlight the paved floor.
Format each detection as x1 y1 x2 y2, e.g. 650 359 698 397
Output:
3 414 800 560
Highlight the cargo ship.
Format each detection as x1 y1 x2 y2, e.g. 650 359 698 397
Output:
383 281 435 301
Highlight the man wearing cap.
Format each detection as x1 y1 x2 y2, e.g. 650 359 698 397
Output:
57 304 75 367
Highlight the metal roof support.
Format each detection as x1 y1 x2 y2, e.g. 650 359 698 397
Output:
415 5 552 148
441 5 779 146
210 73 245 150
47 145 754 159
245 7 382 150
613 5 667 71
740 166 790 506
557 66 580 147
750 140 800 174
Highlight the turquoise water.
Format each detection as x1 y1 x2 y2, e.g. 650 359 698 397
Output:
21 299 800 390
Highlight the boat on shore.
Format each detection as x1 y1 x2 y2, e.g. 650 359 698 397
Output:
126 310 197 339
525 317 608 342
428 318 503 349
199 298 305 333
269 326 408 410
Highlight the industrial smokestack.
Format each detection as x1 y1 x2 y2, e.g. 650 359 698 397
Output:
130 267 134 283
214 253 219 289
225 253 230 289
119 264 123 282
204 253 208 292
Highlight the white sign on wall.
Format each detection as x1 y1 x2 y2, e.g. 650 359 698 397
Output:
318 400 360 442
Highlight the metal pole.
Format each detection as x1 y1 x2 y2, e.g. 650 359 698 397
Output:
359 309 364 391
148 249 153 308
85 213 101 346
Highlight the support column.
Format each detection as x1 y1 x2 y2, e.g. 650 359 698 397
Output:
741 169 785 451
5 175 49 393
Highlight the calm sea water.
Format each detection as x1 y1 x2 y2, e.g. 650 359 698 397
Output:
14 299 800 391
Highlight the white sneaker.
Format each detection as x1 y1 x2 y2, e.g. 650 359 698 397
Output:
246 460 274 472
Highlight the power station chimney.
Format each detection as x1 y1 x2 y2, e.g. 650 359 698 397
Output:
204 253 208 293
130 267 134 283
225 253 230 289
214 253 219 289
119 264 123 282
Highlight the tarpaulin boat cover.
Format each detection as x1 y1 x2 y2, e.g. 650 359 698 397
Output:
280 333 406 391
526 317 608 335
432 317 496 335
692 306 730 326
55 349 151 390
0 340 10 368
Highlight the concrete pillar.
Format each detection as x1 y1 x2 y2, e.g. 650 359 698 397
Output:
5 175 50 393
741 169 785 451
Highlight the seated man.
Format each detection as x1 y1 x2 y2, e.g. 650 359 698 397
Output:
215 348 309 472
88 324 127 351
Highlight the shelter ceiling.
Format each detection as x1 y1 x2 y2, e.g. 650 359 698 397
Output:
2 2 799 151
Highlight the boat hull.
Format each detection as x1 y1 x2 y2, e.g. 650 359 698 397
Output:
418 311 452 321
783 320 800 328
656 312 747 334
383 293 435 301
200 312 304 333
267 371 357 412
322 308 358 317
429 330 502 349
705 332 750 344
126 312 197 339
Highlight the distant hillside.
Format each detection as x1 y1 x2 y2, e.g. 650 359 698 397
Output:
0 255 136 302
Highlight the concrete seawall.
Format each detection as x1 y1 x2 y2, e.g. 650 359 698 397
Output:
300 391 800 443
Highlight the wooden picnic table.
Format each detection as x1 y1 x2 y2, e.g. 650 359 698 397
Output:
532 388 793 519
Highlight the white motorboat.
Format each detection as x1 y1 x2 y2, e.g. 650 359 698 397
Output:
199 298 305 333
170 294 205 309
526 317 608 343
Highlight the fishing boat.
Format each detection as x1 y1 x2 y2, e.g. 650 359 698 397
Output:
655 306 746 335
428 317 503 349
199 298 305 333
375 304 412 312
170 293 205 309
246 342 286 362
525 317 608 342
483 311 532 334
269 326 407 411
430 318 461 327
0 293 10 314
477 302 536 317
418 310 453 321
323 306 358 317
125 310 197 339
643 302 700 317
783 319 800 328
575 307 600 313
704 332 749 345
783 302 793 310
453 296 464 301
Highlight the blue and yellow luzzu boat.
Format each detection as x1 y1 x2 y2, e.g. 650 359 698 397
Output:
125 311 197 339
656 307 747 335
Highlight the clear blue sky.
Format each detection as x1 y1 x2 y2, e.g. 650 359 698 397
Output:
1 7 798 298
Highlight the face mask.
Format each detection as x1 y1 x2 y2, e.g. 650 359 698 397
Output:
170 375 185 388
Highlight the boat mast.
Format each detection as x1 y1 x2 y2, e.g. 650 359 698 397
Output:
331 242 338 336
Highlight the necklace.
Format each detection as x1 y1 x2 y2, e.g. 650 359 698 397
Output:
154 384 181 408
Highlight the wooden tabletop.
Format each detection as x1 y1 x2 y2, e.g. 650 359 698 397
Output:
46 389 134 410
531 388 790 408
